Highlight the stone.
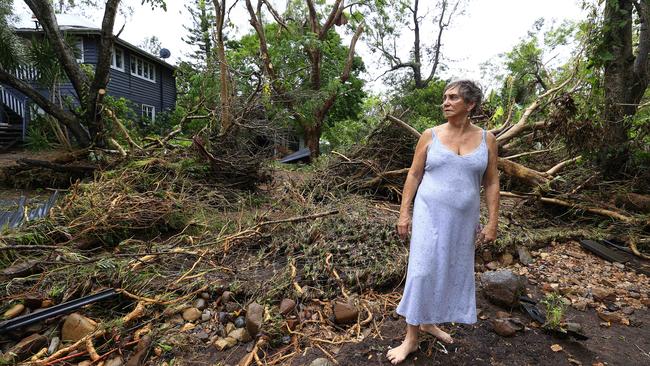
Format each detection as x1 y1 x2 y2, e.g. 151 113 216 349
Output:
194 298 207 310
228 328 252 342
225 322 236 335
622 307 635 315
495 311 510 319
573 299 589 312
482 249 493 262
597 310 622 324
105 356 124 366
4 303 25 319
48 336 60 355
499 253 514 266
279 298 296 315
6 333 47 362
182 307 202 322
629 291 641 299
221 291 233 303
480 270 526 308
235 316 246 328
62 313 97 342
1 260 40 279
78 361 93 366
492 319 516 337
564 322 583 333
517 246 534 265
200 292 210 300
220 312 232 324
591 287 616 302
213 337 237 351
333 301 358 324
245 302 264 336
310 358 335 366
201 310 212 322
486 261 500 270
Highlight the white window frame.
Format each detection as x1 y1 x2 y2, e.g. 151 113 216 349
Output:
141 104 155 122
110 46 124 71
130 55 156 83
76 38 84 63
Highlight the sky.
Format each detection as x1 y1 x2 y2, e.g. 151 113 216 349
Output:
11 0 587 93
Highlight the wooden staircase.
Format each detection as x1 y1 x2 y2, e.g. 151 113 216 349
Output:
0 85 26 151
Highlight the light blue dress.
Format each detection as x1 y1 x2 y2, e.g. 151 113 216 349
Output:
396 128 488 325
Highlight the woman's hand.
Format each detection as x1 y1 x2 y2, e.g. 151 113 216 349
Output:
397 215 411 242
477 225 497 246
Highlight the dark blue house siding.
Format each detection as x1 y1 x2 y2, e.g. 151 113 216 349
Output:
6 32 176 123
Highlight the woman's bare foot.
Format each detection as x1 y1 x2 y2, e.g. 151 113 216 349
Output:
386 338 419 365
419 324 454 344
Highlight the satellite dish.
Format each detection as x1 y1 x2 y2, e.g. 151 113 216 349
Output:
159 48 171 59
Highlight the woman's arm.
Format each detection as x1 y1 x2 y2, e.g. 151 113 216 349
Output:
397 129 432 241
479 132 500 243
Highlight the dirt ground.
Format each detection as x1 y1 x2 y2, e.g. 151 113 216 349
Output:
182 243 650 366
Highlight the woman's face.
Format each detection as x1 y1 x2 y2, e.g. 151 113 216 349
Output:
442 86 474 119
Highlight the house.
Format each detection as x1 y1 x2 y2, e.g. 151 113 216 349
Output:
0 15 176 149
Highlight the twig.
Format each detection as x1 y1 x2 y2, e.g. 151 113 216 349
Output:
503 149 552 160
546 156 582 176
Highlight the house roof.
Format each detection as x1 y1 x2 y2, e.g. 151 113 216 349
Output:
12 14 176 70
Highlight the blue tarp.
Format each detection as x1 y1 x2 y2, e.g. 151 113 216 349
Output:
280 147 311 164
0 190 59 229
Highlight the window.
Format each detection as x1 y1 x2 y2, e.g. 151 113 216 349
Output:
130 55 156 82
75 38 84 63
142 104 155 122
111 47 124 71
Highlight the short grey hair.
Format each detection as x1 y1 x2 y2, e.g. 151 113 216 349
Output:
443 80 483 116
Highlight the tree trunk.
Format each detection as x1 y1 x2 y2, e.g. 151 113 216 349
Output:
213 0 233 135
600 0 650 176
303 124 321 158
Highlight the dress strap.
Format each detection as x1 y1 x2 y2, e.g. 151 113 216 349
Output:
482 128 487 142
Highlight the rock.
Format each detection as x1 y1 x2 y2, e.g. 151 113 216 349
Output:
41 299 54 308
4 303 25 319
194 298 207 310
499 253 514 266
228 328 252 342
234 315 246 328
213 337 237 351
6 333 47 362
48 336 60 355
597 310 622 324
622 307 635 315
62 313 97 342
201 310 212 322
333 301 358 324
182 307 202 322
517 246 534 265
105 356 124 366
221 291 233 303
482 249 493 262
592 287 616 302
78 361 93 366
125 335 151 366
486 261 500 270
564 322 583 333
200 292 210 300
495 311 510 319
1 260 41 279
629 291 641 299
225 322 236 335
310 358 335 366
480 270 526 308
494 319 518 337
492 319 516 337
572 299 589 311
245 302 264 336
279 298 296 315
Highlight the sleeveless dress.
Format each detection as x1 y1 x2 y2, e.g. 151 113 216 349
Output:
395 127 488 325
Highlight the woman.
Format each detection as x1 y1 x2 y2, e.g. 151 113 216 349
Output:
386 80 500 364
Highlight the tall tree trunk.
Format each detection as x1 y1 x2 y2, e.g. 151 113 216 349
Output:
213 0 233 135
411 0 423 88
600 0 650 176
303 124 321 158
